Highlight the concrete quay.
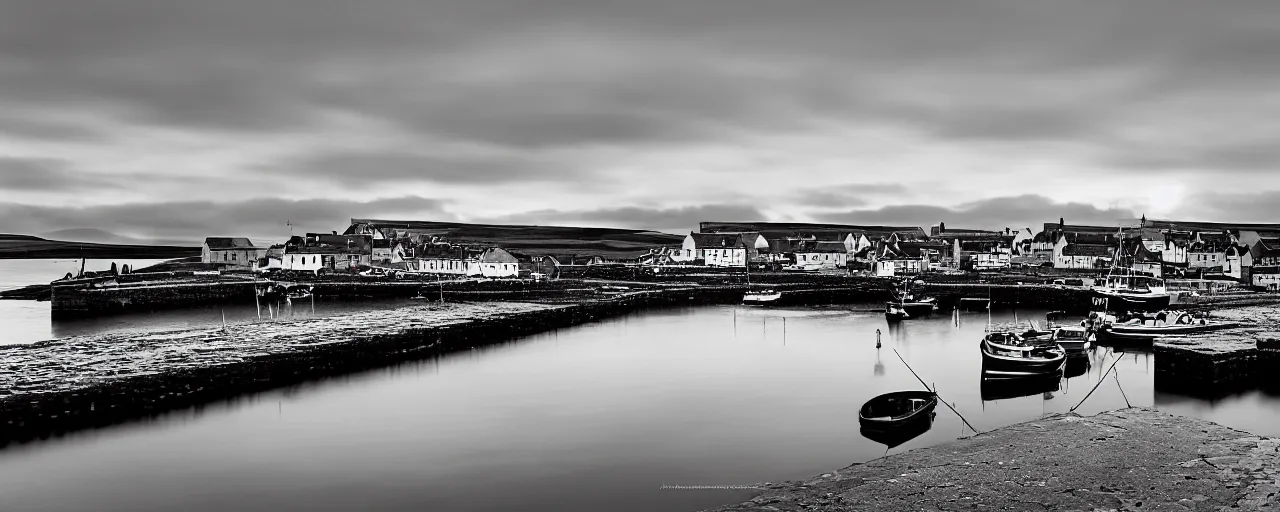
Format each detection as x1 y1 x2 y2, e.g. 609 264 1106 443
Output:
708 408 1280 512
1151 305 1280 396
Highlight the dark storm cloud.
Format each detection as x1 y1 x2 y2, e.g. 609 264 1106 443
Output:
5 0 1274 149
481 204 767 234
817 195 1136 232
0 157 117 191
0 196 452 242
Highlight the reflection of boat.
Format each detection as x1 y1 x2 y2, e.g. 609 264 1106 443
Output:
858 391 938 432
860 412 935 448
1063 357 1090 379
980 331 1066 378
980 373 1062 401
285 285 314 301
742 289 782 306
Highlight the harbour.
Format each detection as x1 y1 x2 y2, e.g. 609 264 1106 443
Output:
3 291 1280 511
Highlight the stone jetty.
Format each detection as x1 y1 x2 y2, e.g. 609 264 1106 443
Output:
707 408 1280 512
1152 305 1280 396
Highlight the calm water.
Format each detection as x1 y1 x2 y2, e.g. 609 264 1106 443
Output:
2 305 1279 512
0 259 417 344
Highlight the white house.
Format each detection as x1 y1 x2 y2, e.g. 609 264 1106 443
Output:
474 247 521 278
793 241 848 270
1224 245 1254 280
202 237 267 268
673 232 768 267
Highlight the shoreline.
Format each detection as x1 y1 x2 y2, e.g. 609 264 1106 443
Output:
704 407 1279 511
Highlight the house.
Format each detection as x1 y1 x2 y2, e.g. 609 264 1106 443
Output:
475 247 520 278
281 233 373 273
1136 228 1190 266
413 244 474 275
202 237 267 268
872 240 935 276
1224 244 1254 281
1056 243 1114 269
1010 228 1035 256
792 241 849 270
371 238 407 265
1187 233 1233 269
674 232 768 267
257 244 286 271
956 239 1012 270
1033 219 1120 256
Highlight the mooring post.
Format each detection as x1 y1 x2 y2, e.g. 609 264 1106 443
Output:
876 328 882 348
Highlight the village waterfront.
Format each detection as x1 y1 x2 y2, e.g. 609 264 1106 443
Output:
3 258 1280 511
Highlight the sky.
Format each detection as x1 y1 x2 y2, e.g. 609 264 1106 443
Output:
4 0 1280 243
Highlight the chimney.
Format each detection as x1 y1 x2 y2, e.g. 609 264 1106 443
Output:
1059 218 1065 230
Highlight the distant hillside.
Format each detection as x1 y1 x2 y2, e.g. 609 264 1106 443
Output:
0 234 200 259
347 219 684 259
41 228 196 247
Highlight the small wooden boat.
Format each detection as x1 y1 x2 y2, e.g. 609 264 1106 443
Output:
858 390 938 431
742 289 782 306
860 412 934 448
980 331 1067 378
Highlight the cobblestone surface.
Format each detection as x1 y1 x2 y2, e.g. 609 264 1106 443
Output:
0 301 558 398
708 408 1279 512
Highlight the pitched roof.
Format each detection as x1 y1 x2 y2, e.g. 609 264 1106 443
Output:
1061 244 1114 257
797 241 847 253
690 233 746 249
204 237 258 250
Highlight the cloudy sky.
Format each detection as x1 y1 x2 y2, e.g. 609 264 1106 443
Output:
3 0 1280 242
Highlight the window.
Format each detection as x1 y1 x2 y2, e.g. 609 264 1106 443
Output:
232 253 237 261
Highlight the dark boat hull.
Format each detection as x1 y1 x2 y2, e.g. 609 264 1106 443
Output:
886 302 934 318
980 340 1066 378
858 391 938 432
860 412 935 448
1090 290 1171 314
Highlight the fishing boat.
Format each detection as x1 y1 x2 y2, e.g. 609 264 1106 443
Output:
858 390 938 432
1051 325 1093 356
1091 267 1172 313
742 288 783 306
884 304 910 321
860 412 935 448
1094 310 1237 345
980 330 1067 378
885 281 937 319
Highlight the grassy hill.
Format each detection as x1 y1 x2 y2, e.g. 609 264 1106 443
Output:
0 234 200 259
